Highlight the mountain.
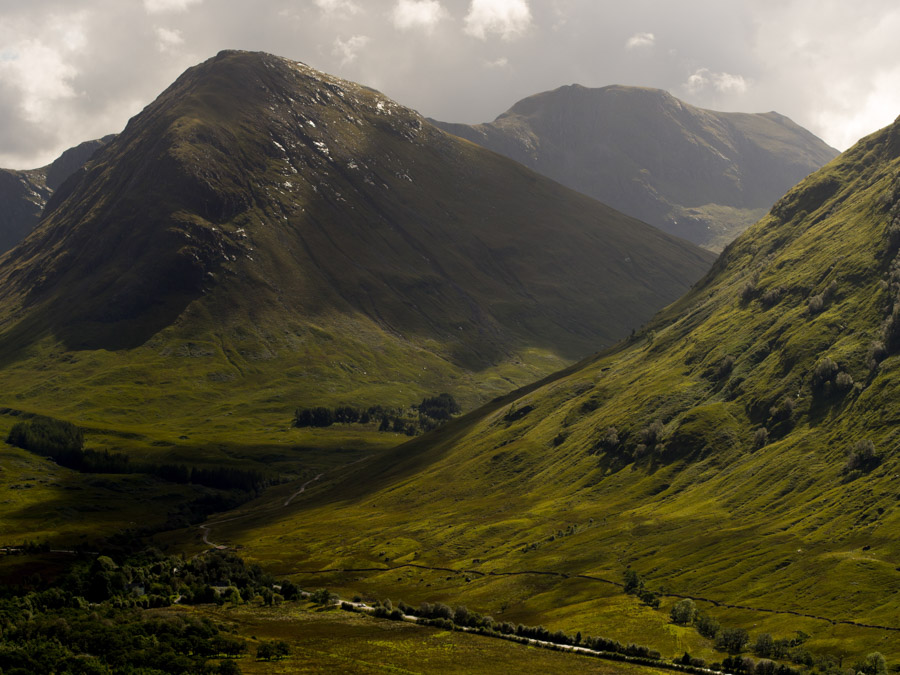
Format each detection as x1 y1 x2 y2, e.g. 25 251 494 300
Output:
432 85 838 251
0 51 712 437
0 136 114 254
221 115 900 662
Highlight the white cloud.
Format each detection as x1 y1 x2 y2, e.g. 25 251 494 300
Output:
484 56 509 68
0 40 78 124
392 0 447 32
143 0 203 14
625 32 655 49
464 0 533 41
155 27 185 53
333 35 370 65
315 0 361 18
685 67 748 95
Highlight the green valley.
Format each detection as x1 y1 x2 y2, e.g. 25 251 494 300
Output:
1 47 897 675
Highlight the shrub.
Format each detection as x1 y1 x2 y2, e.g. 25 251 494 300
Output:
869 340 887 370
640 420 664 445
835 371 854 390
807 294 824 314
715 356 735 380
740 281 757 302
753 427 769 449
600 427 619 452
759 287 784 307
845 439 878 472
769 397 795 423
811 357 838 390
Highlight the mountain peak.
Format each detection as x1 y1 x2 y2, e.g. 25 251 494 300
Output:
432 85 838 251
0 52 711 388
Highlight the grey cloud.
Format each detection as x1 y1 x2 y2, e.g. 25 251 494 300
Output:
1 0 898 167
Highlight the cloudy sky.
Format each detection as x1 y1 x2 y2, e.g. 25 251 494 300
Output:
1 0 899 168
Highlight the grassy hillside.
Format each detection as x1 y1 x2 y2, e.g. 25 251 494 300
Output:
433 85 838 251
0 51 712 445
194 115 900 665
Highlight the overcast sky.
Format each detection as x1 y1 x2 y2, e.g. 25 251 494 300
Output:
1 0 898 168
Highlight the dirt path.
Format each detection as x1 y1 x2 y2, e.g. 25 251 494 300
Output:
284 473 325 506
196 455 371 550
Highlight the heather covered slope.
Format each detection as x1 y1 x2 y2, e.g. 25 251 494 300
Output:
214 115 900 663
0 51 712 435
433 85 838 250
0 136 113 254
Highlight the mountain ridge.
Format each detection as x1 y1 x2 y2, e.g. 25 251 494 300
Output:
0 50 713 434
432 84 838 251
0 136 114 255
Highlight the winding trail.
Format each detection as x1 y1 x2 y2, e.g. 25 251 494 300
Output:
284 473 324 506
292 563 900 634
196 454 371 550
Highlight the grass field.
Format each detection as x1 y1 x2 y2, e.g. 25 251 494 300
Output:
179 601 676 674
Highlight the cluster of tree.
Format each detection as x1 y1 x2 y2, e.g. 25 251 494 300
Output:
6 416 84 456
0 549 285 673
416 393 461 420
293 394 461 435
343 597 662 661
623 569 660 608
670 601 875 674
6 416 268 493
293 405 373 428
256 640 291 661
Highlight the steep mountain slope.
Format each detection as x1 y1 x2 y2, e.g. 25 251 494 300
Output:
433 85 838 251
0 51 712 437
0 136 113 254
221 116 900 662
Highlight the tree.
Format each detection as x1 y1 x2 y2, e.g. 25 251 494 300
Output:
256 642 274 661
623 569 643 594
754 632 774 658
858 652 887 675
218 660 242 675
274 640 291 659
718 627 750 653
670 598 696 625
695 612 720 639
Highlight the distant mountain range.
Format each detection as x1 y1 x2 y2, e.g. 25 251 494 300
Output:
0 136 114 254
0 51 712 432
432 85 838 250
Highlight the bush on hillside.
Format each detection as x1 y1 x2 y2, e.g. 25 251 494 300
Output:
753 427 769 449
844 439 879 473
